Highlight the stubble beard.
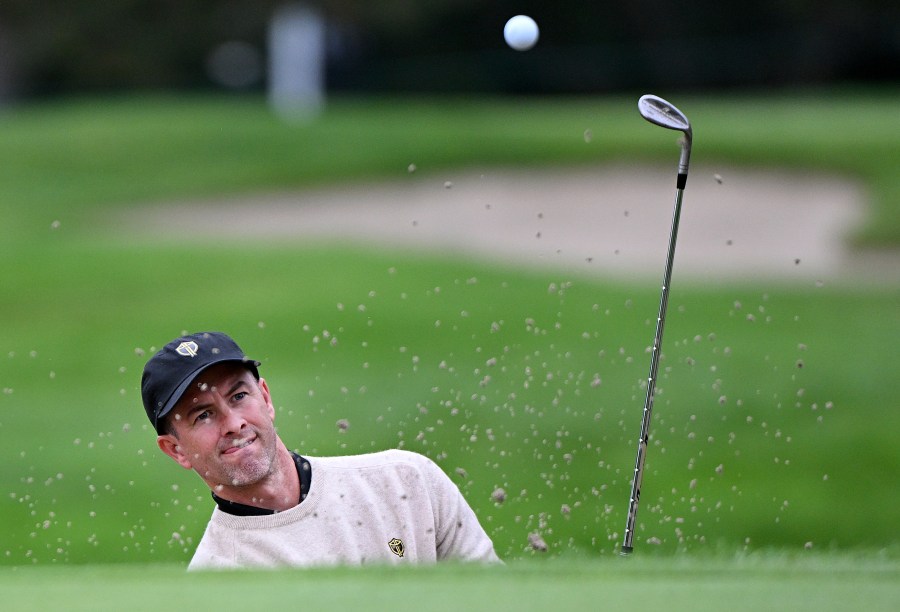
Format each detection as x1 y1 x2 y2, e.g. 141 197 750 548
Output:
219 428 279 488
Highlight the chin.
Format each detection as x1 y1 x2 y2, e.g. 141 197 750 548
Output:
224 457 274 487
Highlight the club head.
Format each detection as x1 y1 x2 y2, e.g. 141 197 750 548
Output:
638 94 692 177
638 95 691 134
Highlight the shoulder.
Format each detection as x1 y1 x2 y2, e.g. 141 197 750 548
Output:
307 450 452 488
303 449 434 468
308 449 439 471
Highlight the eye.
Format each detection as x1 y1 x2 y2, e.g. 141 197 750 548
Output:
233 391 248 402
194 410 211 424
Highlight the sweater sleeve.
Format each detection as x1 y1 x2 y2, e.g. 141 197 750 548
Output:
412 452 501 563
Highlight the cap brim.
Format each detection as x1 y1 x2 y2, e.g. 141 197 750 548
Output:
155 358 261 430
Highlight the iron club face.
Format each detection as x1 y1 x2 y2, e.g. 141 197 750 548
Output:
638 95 691 134
638 94 693 178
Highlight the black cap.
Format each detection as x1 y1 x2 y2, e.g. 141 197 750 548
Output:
141 331 260 433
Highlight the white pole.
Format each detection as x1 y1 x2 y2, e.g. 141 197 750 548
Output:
268 3 326 121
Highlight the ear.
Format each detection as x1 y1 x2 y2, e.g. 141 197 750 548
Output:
157 434 193 470
258 377 275 421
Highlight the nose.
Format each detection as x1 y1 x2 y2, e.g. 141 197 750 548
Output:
219 403 247 436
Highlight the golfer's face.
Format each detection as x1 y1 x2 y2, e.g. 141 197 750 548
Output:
162 363 278 489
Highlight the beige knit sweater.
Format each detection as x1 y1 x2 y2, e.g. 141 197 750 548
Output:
188 449 500 569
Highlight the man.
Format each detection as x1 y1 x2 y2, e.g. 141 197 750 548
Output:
141 331 500 569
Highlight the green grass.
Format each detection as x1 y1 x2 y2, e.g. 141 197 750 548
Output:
1 555 898 611
0 91 898 570
2 245 897 565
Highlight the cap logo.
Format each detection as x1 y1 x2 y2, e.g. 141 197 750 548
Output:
175 341 199 357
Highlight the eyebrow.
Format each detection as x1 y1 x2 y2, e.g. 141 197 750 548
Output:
180 379 249 419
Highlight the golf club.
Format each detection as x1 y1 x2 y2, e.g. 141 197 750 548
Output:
621 94 693 555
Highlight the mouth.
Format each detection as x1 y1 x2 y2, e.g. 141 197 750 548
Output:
221 435 256 455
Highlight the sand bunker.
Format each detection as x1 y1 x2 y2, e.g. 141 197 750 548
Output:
124 163 887 283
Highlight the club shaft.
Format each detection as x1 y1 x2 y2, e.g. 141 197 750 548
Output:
621 182 686 554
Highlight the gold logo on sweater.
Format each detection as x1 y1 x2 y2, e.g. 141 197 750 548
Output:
388 538 405 558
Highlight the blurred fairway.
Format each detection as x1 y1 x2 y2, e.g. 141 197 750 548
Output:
0 90 898 568
2 555 898 611
1 87 898 246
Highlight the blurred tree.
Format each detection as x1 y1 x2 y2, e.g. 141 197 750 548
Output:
0 0 896 98
0 1 281 94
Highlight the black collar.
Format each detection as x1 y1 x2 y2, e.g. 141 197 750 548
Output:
211 451 311 516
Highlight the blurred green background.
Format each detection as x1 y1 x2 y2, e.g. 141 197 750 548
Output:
1 2 899 567
1 93 898 566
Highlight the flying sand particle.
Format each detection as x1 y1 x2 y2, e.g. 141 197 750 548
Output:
528 532 548 552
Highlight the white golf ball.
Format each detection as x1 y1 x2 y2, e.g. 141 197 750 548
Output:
504 15 539 51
